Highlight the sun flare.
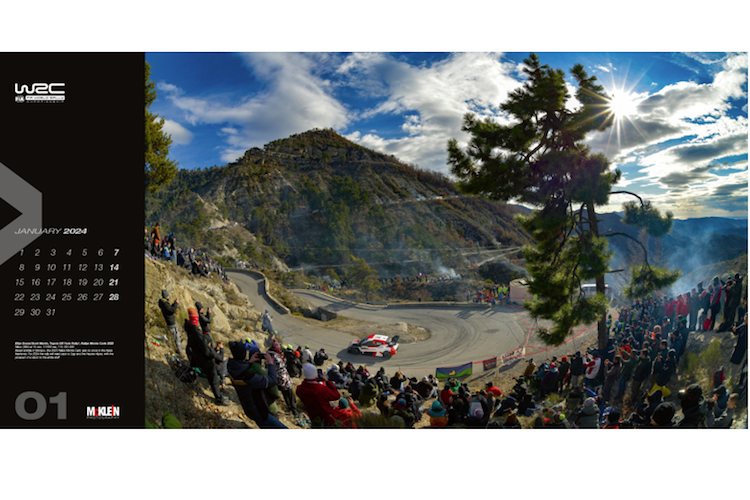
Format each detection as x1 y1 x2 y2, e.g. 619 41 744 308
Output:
608 91 639 119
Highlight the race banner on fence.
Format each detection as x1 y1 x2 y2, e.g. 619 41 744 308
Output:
500 347 526 366
482 357 497 371
436 362 472 378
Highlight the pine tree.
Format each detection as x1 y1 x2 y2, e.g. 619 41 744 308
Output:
447 53 678 349
145 61 178 192
347 256 382 301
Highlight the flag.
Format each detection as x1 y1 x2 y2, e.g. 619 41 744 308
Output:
436 362 472 379
483 357 497 371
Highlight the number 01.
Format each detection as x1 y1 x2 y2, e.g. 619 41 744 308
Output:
15 391 67 420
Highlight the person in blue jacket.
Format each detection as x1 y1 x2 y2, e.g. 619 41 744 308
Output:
227 341 287 429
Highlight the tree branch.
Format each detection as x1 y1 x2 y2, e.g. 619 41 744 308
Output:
603 231 650 266
611 190 644 208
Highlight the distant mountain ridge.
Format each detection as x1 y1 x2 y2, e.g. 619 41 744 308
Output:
146 128 533 276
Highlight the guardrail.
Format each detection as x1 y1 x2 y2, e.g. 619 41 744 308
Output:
227 268 291 315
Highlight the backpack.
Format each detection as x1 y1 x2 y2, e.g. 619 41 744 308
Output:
170 355 197 384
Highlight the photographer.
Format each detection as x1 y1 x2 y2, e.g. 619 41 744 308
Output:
227 342 287 428
296 363 341 426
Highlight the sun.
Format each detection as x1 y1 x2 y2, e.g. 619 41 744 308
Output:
607 90 639 120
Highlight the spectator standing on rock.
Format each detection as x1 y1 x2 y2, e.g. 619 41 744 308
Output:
602 356 621 405
523 358 536 379
650 349 676 398
158 290 183 356
709 277 723 331
689 288 700 331
729 313 747 387
185 307 228 406
557 356 570 393
568 352 584 389
283 345 303 379
195 302 212 340
583 351 601 390
616 347 635 403
540 363 559 398
261 310 274 333
269 338 300 418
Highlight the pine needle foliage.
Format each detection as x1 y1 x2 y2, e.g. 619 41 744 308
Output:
448 53 677 348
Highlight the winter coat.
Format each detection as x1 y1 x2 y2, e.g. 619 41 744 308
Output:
327 368 348 388
285 351 302 378
730 323 747 365
541 370 559 391
655 357 676 387
331 404 362 429
348 375 365 400
604 363 621 388
198 311 211 333
584 357 601 379
390 374 406 391
358 380 380 407
575 405 600 429
185 319 221 367
632 357 652 382
620 351 636 380
414 381 433 399
708 407 734 428
158 298 178 326
569 356 584 376
227 359 278 424
295 379 340 426
248 362 282 415
557 360 570 379
677 400 708 428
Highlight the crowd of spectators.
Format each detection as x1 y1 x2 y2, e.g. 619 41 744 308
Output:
155 234 747 429
146 223 229 281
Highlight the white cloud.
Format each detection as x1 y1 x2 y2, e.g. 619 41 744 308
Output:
160 118 193 145
594 63 615 73
158 53 352 162
338 52 522 172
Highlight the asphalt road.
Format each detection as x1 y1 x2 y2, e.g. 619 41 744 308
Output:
227 270 558 379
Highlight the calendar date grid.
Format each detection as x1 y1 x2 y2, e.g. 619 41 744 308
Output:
11 246 122 318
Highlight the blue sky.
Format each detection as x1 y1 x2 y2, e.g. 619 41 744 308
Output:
146 51 748 219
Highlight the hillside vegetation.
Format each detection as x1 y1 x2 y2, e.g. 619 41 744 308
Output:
145 128 532 278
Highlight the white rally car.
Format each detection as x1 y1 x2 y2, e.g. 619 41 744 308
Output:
348 334 399 359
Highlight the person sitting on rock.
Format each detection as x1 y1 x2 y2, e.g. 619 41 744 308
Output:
295 363 340 427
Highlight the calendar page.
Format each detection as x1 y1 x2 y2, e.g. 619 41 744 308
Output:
0 53 144 427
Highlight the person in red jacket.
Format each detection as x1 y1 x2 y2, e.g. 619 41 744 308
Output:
331 397 362 428
440 384 455 407
484 381 502 398
296 363 340 426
